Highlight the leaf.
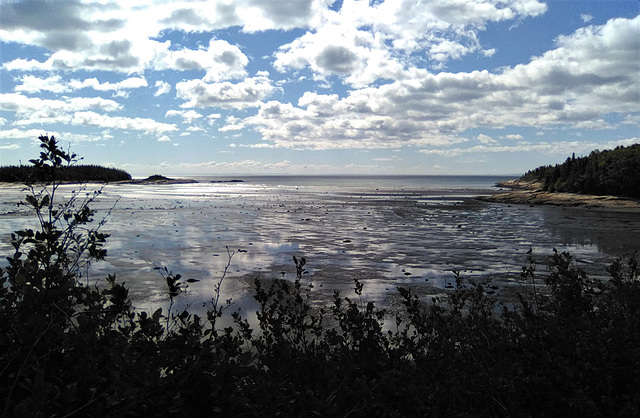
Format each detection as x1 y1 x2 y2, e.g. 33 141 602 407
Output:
15 273 27 285
186 278 199 283
152 308 163 322
25 195 38 207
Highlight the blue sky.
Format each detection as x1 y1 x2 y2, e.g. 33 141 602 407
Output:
0 0 638 176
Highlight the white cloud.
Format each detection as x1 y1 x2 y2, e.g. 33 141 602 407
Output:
273 0 547 85
72 111 178 135
0 128 100 144
165 109 203 123
68 76 148 92
581 14 594 23
15 75 69 93
0 0 327 74
176 75 276 109
245 16 640 150
274 22 405 88
155 38 248 82
154 81 171 96
0 0 636 167
477 134 496 144
14 75 148 95
0 128 54 140
0 93 122 127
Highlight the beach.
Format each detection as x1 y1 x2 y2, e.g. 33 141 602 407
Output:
2 176 639 314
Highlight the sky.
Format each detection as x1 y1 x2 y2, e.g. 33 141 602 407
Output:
0 0 638 177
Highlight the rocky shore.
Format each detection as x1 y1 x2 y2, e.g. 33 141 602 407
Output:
478 179 640 213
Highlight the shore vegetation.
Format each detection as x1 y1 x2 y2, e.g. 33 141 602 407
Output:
521 143 640 198
1 136 638 417
0 136 131 183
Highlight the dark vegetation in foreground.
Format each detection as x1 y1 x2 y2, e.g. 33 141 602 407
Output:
521 143 640 198
0 136 131 183
1 136 638 417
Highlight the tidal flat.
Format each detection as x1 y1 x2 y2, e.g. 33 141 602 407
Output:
1 176 639 314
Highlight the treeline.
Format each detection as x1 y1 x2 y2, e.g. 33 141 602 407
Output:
0 164 132 183
521 143 640 198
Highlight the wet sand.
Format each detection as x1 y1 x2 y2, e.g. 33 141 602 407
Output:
1 180 639 316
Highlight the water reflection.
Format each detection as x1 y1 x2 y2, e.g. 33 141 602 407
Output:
539 206 640 255
1 181 638 314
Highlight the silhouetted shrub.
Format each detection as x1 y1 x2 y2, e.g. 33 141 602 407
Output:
1 136 638 416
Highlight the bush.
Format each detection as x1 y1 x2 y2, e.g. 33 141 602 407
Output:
1 136 638 416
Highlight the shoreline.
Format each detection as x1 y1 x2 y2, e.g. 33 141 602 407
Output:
478 179 640 213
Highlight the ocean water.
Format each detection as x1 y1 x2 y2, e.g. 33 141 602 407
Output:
1 175 639 313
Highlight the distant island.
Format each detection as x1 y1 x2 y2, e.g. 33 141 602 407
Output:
480 143 640 211
126 176 245 184
126 174 197 184
0 164 132 183
210 179 244 183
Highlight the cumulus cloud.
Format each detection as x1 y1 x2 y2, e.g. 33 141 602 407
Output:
165 109 203 123
0 0 637 167
0 128 53 140
71 111 178 135
68 76 148 92
15 75 148 94
245 16 640 150
154 81 171 96
155 38 248 82
15 75 70 94
176 74 276 109
0 0 325 74
477 134 496 144
273 0 547 85
0 93 121 126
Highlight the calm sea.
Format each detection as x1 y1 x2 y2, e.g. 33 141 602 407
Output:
187 174 511 191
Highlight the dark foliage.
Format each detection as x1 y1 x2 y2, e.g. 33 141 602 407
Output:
0 136 131 183
1 136 638 417
521 143 640 198
144 174 171 182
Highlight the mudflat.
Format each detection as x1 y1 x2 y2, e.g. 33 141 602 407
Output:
2 179 639 315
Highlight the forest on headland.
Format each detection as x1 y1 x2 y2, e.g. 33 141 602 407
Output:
0 135 132 183
0 164 131 183
521 143 640 198
1 136 638 417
